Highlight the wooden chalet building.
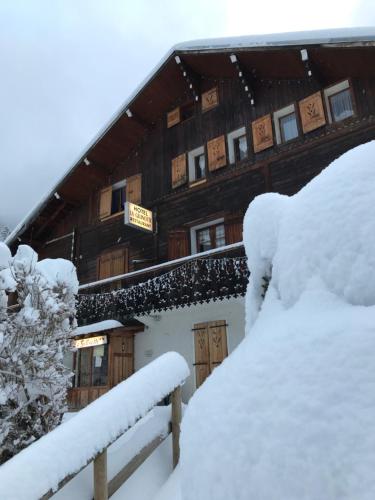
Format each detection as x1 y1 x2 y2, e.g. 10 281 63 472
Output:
7 27 375 407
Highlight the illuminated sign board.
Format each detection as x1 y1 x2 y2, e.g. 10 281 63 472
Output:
73 335 107 349
125 202 153 233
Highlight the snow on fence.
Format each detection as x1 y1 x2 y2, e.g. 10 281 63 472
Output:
0 352 190 500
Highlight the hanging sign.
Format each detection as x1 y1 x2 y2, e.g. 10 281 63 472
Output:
73 335 107 349
125 202 153 233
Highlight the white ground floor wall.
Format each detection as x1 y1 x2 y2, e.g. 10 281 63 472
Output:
135 296 245 402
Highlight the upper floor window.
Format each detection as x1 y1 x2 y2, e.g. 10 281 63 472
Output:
190 218 225 254
274 104 299 144
324 80 354 123
188 146 206 184
227 127 248 164
99 174 142 221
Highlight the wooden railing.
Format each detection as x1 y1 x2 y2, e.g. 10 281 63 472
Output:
0 353 189 500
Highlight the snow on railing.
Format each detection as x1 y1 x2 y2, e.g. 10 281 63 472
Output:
0 352 190 500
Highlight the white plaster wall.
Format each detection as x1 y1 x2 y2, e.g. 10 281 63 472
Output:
135 297 245 402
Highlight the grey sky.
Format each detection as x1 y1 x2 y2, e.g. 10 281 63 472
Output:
0 0 374 230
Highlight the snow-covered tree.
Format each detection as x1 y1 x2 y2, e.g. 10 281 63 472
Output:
0 243 78 463
0 225 10 242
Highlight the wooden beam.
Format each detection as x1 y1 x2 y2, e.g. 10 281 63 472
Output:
229 53 255 106
34 202 67 239
93 449 108 500
171 385 182 468
107 433 168 497
175 55 201 101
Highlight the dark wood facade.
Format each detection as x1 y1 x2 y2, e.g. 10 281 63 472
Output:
9 38 375 302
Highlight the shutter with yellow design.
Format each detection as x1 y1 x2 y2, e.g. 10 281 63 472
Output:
193 323 210 388
99 186 112 220
208 321 228 372
207 135 227 171
126 174 142 205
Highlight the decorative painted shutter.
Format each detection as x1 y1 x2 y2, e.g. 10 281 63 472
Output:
194 323 210 388
252 114 274 153
171 153 187 189
99 187 112 220
224 213 243 244
168 229 189 260
167 107 181 128
126 174 142 205
201 87 219 112
207 135 227 171
208 320 228 371
299 91 326 133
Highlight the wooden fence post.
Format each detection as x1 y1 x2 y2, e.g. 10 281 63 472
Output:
171 385 182 468
93 448 108 500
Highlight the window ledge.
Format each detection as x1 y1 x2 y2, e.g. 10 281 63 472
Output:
189 178 207 188
100 211 124 222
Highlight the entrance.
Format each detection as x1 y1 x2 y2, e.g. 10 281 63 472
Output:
193 320 228 388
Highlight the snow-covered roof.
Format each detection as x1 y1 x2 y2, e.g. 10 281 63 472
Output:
74 319 123 336
6 27 375 246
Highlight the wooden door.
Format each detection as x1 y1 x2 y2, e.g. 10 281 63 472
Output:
110 335 134 387
194 320 228 388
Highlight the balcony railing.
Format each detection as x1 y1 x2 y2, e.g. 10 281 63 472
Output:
77 243 248 324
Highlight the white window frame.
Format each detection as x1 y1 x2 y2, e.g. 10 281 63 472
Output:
324 79 353 124
273 104 298 144
188 145 206 183
112 179 126 190
190 217 224 254
227 127 247 164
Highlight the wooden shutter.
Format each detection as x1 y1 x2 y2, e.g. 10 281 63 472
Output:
194 323 210 388
252 114 274 153
224 214 243 244
168 229 189 260
207 135 227 171
98 248 128 280
167 107 181 128
171 153 187 189
201 87 219 112
126 174 142 205
299 91 326 133
208 321 228 371
110 335 134 387
99 186 112 220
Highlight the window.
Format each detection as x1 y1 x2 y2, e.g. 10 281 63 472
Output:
111 182 126 215
181 101 195 121
99 174 142 220
324 80 354 123
75 344 108 387
273 104 299 144
188 146 206 184
234 135 248 162
227 127 248 164
190 218 225 254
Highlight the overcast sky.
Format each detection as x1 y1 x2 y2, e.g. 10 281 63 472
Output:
1 0 374 230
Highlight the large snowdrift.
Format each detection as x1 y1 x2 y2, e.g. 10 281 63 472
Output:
180 141 375 500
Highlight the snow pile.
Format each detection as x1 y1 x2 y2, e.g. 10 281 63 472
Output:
0 352 189 499
180 141 375 500
74 319 123 336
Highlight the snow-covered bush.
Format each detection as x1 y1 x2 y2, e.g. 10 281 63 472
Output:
180 141 375 500
0 243 78 463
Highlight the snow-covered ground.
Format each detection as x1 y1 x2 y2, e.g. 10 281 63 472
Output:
180 140 375 500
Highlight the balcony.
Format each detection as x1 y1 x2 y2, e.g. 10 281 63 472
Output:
77 242 248 324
